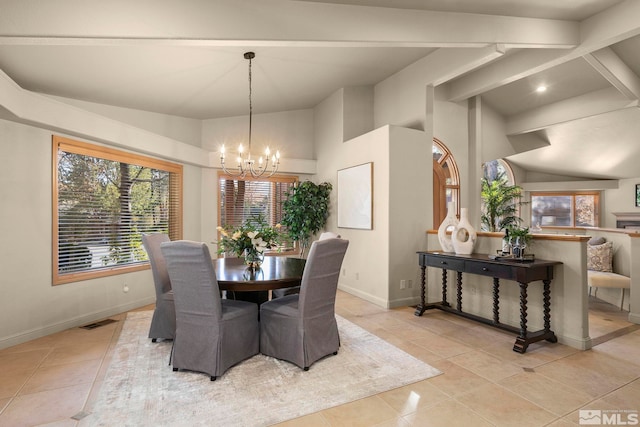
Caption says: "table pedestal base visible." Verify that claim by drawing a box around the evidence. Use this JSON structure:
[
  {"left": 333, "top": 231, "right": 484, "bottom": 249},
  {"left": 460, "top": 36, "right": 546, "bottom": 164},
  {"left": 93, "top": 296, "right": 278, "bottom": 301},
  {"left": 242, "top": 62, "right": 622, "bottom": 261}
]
[{"left": 228, "top": 290, "right": 269, "bottom": 305}]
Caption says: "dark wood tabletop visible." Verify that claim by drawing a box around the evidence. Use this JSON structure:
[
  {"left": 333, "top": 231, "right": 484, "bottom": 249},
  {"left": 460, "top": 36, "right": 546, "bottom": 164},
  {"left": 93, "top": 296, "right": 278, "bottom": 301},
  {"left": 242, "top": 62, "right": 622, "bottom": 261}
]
[{"left": 214, "top": 256, "right": 306, "bottom": 292}]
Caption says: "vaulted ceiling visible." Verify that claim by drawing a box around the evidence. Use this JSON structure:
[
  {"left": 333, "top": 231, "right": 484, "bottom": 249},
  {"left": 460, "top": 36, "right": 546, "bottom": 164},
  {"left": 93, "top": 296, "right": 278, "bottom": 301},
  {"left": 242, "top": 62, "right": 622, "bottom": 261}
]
[{"left": 1, "top": 0, "right": 639, "bottom": 180}]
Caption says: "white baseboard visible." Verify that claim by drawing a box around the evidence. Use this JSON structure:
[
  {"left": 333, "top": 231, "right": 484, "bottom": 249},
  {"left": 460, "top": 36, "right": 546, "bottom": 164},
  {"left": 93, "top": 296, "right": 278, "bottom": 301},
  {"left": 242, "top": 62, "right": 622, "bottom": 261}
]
[
  {"left": 0, "top": 296, "right": 155, "bottom": 350},
  {"left": 388, "top": 296, "right": 421, "bottom": 309},
  {"left": 341, "top": 284, "right": 593, "bottom": 350},
  {"left": 629, "top": 311, "right": 640, "bottom": 324},
  {"left": 337, "top": 284, "right": 388, "bottom": 308},
  {"left": 557, "top": 334, "right": 593, "bottom": 350}
]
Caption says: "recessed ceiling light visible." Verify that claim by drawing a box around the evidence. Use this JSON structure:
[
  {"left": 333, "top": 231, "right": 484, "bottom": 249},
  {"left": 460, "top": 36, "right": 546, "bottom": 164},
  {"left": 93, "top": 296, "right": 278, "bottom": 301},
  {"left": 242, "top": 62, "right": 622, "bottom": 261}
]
[{"left": 536, "top": 85, "right": 547, "bottom": 93}]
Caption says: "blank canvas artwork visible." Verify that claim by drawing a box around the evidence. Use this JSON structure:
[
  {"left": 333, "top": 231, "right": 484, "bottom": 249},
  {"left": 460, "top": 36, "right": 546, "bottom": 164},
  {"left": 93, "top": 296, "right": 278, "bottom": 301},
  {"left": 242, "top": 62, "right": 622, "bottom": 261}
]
[{"left": 337, "top": 163, "right": 373, "bottom": 229}]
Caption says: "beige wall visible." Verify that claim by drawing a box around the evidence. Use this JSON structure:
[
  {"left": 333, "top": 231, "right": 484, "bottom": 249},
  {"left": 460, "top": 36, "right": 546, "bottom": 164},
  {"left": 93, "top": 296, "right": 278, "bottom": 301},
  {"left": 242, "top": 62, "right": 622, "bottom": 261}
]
[
  {"left": 603, "top": 178, "right": 640, "bottom": 228},
  {"left": 0, "top": 119, "right": 203, "bottom": 348},
  {"left": 314, "top": 88, "right": 431, "bottom": 308},
  {"left": 314, "top": 122, "right": 430, "bottom": 308},
  {"left": 201, "top": 109, "right": 315, "bottom": 159},
  {"left": 2, "top": 36, "right": 637, "bottom": 350}
]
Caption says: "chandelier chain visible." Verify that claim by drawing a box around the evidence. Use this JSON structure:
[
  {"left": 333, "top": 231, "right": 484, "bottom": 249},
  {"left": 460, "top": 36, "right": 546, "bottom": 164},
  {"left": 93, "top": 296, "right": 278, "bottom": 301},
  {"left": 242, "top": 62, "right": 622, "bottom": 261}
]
[
  {"left": 248, "top": 52, "right": 252, "bottom": 154},
  {"left": 219, "top": 51, "right": 279, "bottom": 178}
]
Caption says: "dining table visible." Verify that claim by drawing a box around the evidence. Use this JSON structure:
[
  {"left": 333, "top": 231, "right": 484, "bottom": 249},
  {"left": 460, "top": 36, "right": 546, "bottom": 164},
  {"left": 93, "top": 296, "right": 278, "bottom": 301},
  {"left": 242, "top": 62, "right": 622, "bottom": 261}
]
[{"left": 215, "top": 255, "right": 306, "bottom": 304}]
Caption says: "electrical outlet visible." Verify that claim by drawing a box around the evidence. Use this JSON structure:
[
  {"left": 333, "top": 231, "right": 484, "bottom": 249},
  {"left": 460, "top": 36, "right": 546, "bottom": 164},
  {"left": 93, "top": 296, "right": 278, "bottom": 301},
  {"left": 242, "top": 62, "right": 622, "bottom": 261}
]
[
  {"left": 408, "top": 280, "right": 413, "bottom": 289},
  {"left": 123, "top": 283, "right": 130, "bottom": 293},
  {"left": 342, "top": 268, "right": 346, "bottom": 276},
  {"left": 355, "top": 272, "right": 359, "bottom": 280},
  {"left": 400, "top": 280, "right": 407, "bottom": 290}
]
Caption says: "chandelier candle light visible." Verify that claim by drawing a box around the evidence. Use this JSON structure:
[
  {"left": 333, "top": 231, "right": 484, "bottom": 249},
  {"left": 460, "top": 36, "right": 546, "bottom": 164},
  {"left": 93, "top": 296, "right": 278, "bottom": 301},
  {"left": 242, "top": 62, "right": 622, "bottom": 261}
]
[{"left": 220, "top": 52, "right": 280, "bottom": 178}]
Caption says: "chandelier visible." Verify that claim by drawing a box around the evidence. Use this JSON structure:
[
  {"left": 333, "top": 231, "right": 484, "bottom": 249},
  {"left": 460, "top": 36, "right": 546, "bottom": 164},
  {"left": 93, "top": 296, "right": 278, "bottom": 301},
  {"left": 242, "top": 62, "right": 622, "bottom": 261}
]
[{"left": 220, "top": 52, "right": 280, "bottom": 178}]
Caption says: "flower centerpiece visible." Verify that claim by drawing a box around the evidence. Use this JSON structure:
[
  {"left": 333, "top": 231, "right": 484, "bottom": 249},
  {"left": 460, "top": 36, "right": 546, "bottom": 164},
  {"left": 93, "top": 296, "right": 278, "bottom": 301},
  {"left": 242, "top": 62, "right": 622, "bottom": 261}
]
[{"left": 216, "top": 214, "right": 283, "bottom": 268}]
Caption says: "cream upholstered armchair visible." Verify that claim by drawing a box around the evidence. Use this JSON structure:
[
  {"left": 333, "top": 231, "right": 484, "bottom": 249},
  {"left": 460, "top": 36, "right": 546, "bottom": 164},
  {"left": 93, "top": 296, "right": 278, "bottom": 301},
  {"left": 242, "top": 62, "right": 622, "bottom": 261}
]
[
  {"left": 142, "top": 233, "right": 176, "bottom": 342},
  {"left": 260, "top": 237, "right": 348, "bottom": 370},
  {"left": 161, "top": 240, "right": 259, "bottom": 381},
  {"left": 586, "top": 238, "right": 631, "bottom": 310}
]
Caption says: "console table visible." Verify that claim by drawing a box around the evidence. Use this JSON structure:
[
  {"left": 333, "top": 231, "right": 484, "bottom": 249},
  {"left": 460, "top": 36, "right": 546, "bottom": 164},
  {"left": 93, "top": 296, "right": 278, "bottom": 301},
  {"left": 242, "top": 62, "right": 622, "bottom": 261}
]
[{"left": 416, "top": 251, "right": 562, "bottom": 353}]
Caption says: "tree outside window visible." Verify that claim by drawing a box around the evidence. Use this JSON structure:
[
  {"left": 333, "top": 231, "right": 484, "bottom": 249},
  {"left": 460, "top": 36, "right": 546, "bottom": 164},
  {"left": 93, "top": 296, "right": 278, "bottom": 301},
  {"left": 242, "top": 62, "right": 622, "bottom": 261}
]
[
  {"left": 218, "top": 173, "right": 297, "bottom": 254},
  {"left": 53, "top": 136, "right": 182, "bottom": 284},
  {"left": 530, "top": 192, "right": 599, "bottom": 228}
]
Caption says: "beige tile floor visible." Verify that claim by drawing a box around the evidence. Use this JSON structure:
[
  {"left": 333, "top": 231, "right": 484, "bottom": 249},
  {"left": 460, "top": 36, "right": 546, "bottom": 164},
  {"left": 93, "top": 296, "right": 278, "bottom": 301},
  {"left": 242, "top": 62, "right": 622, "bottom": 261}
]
[{"left": 0, "top": 291, "right": 638, "bottom": 426}]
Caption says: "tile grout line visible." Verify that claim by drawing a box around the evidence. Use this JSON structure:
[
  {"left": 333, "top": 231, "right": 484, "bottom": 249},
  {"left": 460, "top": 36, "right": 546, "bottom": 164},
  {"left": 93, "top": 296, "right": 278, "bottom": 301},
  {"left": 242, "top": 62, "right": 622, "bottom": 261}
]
[{"left": 78, "top": 317, "right": 126, "bottom": 419}]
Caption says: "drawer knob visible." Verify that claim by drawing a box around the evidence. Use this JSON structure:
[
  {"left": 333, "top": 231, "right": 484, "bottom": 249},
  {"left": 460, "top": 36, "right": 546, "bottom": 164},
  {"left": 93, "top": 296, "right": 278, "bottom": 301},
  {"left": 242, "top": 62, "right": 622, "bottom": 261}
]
[
  {"left": 441, "top": 261, "right": 447, "bottom": 265},
  {"left": 482, "top": 267, "right": 489, "bottom": 271}
]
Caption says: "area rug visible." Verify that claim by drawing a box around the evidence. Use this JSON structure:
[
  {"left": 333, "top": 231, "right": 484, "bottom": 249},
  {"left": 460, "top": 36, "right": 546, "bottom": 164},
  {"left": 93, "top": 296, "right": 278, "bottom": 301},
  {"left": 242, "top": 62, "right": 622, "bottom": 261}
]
[{"left": 81, "top": 311, "right": 441, "bottom": 427}]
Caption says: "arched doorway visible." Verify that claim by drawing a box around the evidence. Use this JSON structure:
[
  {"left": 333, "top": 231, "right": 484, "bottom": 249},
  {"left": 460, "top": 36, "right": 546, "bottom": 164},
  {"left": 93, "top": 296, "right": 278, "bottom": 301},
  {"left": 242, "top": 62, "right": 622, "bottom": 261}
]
[{"left": 433, "top": 139, "right": 460, "bottom": 228}]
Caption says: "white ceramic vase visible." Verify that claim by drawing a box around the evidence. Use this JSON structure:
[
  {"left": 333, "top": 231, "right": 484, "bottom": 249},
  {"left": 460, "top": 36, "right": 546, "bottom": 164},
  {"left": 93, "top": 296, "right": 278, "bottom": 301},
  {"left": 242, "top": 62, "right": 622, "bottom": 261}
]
[
  {"left": 437, "top": 202, "right": 458, "bottom": 253},
  {"left": 452, "top": 208, "right": 477, "bottom": 255}
]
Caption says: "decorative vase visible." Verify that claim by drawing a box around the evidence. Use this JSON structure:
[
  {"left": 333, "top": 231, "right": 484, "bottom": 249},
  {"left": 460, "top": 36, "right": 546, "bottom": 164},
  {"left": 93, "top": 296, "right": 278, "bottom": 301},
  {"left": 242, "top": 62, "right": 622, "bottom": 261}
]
[
  {"left": 437, "top": 202, "right": 459, "bottom": 253},
  {"left": 451, "top": 208, "right": 477, "bottom": 255},
  {"left": 501, "top": 234, "right": 511, "bottom": 255},
  {"left": 243, "top": 248, "right": 264, "bottom": 269},
  {"left": 512, "top": 236, "right": 526, "bottom": 259}
]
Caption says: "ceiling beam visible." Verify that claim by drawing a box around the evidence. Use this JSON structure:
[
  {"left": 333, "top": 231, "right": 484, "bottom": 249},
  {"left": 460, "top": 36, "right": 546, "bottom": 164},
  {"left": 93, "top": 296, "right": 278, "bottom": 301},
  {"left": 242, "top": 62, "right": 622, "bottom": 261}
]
[
  {"left": 447, "top": 49, "right": 569, "bottom": 102},
  {"left": 447, "top": 0, "right": 640, "bottom": 102},
  {"left": 583, "top": 47, "right": 640, "bottom": 101},
  {"left": 506, "top": 87, "right": 639, "bottom": 135},
  {"left": 427, "top": 46, "right": 506, "bottom": 87},
  {"left": 579, "top": 0, "right": 640, "bottom": 49},
  {"left": 0, "top": 0, "right": 578, "bottom": 48},
  {"left": 374, "top": 45, "right": 505, "bottom": 127}
]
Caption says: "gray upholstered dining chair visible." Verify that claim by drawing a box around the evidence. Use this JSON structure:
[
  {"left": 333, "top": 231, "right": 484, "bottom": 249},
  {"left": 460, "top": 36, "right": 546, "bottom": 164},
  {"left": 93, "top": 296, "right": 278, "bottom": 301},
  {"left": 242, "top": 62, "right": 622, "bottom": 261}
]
[
  {"left": 161, "top": 240, "right": 259, "bottom": 381},
  {"left": 260, "top": 237, "right": 349, "bottom": 370},
  {"left": 318, "top": 231, "right": 341, "bottom": 240},
  {"left": 142, "top": 233, "right": 176, "bottom": 342},
  {"left": 271, "top": 231, "right": 342, "bottom": 299}
]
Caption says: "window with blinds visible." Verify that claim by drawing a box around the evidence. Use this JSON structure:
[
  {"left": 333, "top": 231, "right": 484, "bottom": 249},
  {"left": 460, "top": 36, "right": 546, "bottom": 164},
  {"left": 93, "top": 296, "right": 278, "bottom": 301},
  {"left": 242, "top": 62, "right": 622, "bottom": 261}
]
[
  {"left": 218, "top": 172, "right": 297, "bottom": 253},
  {"left": 53, "top": 136, "right": 183, "bottom": 285}
]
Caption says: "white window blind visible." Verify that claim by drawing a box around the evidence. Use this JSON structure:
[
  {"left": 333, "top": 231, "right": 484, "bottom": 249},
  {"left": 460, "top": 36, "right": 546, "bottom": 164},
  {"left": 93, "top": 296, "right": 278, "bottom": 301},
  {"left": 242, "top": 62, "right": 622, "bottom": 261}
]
[
  {"left": 218, "top": 173, "right": 297, "bottom": 252},
  {"left": 53, "top": 136, "right": 182, "bottom": 284}
]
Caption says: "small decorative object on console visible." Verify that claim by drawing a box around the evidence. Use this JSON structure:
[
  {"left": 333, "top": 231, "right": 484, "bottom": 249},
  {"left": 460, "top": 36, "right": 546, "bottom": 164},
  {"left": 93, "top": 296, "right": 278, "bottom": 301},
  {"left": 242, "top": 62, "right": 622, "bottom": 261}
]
[
  {"left": 451, "top": 208, "right": 477, "bottom": 255},
  {"left": 505, "top": 226, "right": 533, "bottom": 260},
  {"left": 437, "top": 202, "right": 459, "bottom": 253}
]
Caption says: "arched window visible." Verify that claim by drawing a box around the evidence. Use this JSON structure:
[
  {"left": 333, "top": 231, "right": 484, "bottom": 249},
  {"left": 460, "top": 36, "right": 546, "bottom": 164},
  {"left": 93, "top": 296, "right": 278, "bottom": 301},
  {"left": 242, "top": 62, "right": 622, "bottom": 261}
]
[
  {"left": 483, "top": 158, "right": 515, "bottom": 185},
  {"left": 481, "top": 159, "right": 521, "bottom": 232},
  {"left": 433, "top": 139, "right": 460, "bottom": 228}
]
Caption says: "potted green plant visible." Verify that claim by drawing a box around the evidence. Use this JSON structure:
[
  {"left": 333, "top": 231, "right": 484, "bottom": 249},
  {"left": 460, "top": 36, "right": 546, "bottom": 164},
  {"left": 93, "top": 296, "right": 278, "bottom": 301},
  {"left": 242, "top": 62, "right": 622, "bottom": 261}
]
[
  {"left": 506, "top": 225, "right": 533, "bottom": 259},
  {"left": 281, "top": 181, "right": 332, "bottom": 257},
  {"left": 480, "top": 172, "right": 526, "bottom": 232}
]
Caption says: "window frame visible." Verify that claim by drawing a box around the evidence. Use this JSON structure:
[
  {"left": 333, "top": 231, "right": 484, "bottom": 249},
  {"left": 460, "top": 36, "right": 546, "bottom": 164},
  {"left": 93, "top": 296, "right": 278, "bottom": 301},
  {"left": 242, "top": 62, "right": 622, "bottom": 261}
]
[
  {"left": 52, "top": 135, "right": 183, "bottom": 285},
  {"left": 530, "top": 191, "right": 600, "bottom": 229},
  {"left": 217, "top": 172, "right": 299, "bottom": 256},
  {"left": 483, "top": 158, "right": 516, "bottom": 186},
  {"left": 432, "top": 138, "right": 460, "bottom": 228}
]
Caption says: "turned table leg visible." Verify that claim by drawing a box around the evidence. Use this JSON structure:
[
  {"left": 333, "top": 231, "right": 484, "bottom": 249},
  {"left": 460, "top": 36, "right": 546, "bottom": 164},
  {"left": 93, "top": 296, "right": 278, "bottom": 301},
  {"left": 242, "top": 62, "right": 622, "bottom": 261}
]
[
  {"left": 493, "top": 278, "right": 500, "bottom": 324},
  {"left": 414, "top": 265, "right": 427, "bottom": 316},
  {"left": 513, "top": 282, "right": 529, "bottom": 353},
  {"left": 456, "top": 271, "right": 462, "bottom": 312},
  {"left": 543, "top": 279, "right": 557, "bottom": 343},
  {"left": 441, "top": 269, "right": 449, "bottom": 307}
]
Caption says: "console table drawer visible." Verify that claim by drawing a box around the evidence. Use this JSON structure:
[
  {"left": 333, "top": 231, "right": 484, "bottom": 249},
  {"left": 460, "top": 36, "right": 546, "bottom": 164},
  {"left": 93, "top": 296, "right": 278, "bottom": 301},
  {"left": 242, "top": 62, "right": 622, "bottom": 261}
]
[
  {"left": 466, "top": 262, "right": 514, "bottom": 280},
  {"left": 422, "top": 255, "right": 464, "bottom": 271}
]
